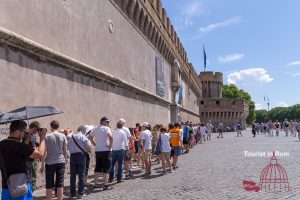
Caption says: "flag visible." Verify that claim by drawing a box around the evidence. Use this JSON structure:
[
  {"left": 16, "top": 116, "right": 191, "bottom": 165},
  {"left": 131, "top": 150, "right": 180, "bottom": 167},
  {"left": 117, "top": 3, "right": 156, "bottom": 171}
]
[
  {"left": 178, "top": 86, "right": 183, "bottom": 105},
  {"left": 203, "top": 45, "right": 207, "bottom": 71}
]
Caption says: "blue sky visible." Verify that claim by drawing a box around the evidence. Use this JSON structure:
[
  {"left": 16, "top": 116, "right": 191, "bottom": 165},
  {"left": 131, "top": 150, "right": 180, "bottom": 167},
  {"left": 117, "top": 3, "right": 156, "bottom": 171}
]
[{"left": 161, "top": 0, "right": 300, "bottom": 110}]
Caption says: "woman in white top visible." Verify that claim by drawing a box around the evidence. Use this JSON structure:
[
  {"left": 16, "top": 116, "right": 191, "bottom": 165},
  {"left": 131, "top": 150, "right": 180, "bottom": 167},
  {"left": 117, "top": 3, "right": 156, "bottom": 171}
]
[{"left": 158, "top": 127, "right": 173, "bottom": 174}]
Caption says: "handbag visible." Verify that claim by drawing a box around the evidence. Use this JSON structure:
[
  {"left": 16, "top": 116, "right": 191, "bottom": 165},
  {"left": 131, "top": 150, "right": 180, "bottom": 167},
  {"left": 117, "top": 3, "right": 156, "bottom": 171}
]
[
  {"left": 0, "top": 151, "right": 29, "bottom": 198},
  {"left": 154, "top": 134, "right": 162, "bottom": 156}
]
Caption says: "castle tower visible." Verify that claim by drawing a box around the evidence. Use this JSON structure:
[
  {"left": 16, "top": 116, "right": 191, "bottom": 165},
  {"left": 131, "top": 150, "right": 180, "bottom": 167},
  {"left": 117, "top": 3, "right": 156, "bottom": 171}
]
[{"left": 199, "top": 71, "right": 223, "bottom": 98}]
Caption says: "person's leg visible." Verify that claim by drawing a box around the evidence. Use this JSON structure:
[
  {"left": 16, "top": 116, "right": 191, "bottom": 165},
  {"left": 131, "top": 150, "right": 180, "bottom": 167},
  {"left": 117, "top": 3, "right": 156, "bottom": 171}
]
[
  {"left": 55, "top": 163, "right": 65, "bottom": 200},
  {"left": 109, "top": 151, "right": 117, "bottom": 181},
  {"left": 94, "top": 153, "right": 101, "bottom": 185},
  {"left": 117, "top": 150, "right": 125, "bottom": 181},
  {"left": 45, "top": 164, "right": 55, "bottom": 200},
  {"left": 70, "top": 155, "right": 77, "bottom": 197},
  {"left": 103, "top": 151, "right": 112, "bottom": 190},
  {"left": 84, "top": 154, "right": 90, "bottom": 185},
  {"left": 78, "top": 155, "right": 86, "bottom": 196},
  {"left": 165, "top": 153, "right": 172, "bottom": 171}
]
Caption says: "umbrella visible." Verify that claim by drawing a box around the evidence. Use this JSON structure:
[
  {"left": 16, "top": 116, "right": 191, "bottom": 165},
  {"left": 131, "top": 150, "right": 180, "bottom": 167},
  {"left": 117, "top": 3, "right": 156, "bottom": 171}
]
[{"left": 0, "top": 106, "right": 63, "bottom": 124}]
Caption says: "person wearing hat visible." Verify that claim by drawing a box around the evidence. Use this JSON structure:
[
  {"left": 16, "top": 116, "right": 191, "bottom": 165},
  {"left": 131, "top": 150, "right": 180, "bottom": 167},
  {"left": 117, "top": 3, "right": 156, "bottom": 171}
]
[
  {"left": 67, "top": 126, "right": 92, "bottom": 198},
  {"left": 118, "top": 118, "right": 134, "bottom": 178},
  {"left": 89, "top": 116, "right": 113, "bottom": 190},
  {"left": 141, "top": 122, "right": 152, "bottom": 176}
]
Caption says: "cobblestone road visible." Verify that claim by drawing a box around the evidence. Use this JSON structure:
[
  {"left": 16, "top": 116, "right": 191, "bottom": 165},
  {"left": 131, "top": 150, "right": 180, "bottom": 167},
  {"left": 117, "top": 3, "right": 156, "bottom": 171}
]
[{"left": 34, "top": 131, "right": 300, "bottom": 199}]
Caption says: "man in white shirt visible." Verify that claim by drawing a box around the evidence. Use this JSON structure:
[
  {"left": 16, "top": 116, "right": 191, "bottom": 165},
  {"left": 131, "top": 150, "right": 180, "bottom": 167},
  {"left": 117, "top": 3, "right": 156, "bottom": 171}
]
[
  {"left": 89, "top": 116, "right": 113, "bottom": 190},
  {"left": 206, "top": 120, "right": 213, "bottom": 140},
  {"left": 109, "top": 121, "right": 127, "bottom": 183},
  {"left": 141, "top": 122, "right": 152, "bottom": 176},
  {"left": 118, "top": 118, "right": 134, "bottom": 178}
]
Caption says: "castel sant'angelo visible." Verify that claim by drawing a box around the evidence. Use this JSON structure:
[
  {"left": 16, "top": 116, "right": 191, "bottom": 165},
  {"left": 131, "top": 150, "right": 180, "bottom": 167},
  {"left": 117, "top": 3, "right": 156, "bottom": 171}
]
[{"left": 0, "top": 0, "right": 248, "bottom": 128}]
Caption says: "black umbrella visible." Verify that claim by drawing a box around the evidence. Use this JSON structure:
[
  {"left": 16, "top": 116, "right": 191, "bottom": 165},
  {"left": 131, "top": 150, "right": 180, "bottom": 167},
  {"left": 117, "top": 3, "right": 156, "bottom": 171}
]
[{"left": 0, "top": 106, "right": 63, "bottom": 124}]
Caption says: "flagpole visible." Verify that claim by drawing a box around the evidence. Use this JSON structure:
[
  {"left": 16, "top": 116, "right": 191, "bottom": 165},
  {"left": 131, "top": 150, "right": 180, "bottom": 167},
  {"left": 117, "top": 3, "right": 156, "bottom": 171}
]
[{"left": 203, "top": 44, "right": 207, "bottom": 72}]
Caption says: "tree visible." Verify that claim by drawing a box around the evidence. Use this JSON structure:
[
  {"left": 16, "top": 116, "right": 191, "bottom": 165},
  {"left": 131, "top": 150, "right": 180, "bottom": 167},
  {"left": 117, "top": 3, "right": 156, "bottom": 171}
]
[
  {"left": 263, "top": 104, "right": 300, "bottom": 122},
  {"left": 255, "top": 109, "right": 269, "bottom": 123},
  {"left": 222, "top": 84, "right": 256, "bottom": 124}
]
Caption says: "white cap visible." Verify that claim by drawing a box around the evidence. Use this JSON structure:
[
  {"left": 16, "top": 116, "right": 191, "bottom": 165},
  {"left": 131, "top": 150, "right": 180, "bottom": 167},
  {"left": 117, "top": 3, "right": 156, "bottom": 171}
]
[
  {"left": 142, "top": 122, "right": 149, "bottom": 127},
  {"left": 84, "top": 125, "right": 95, "bottom": 135},
  {"left": 118, "top": 118, "right": 126, "bottom": 125}
]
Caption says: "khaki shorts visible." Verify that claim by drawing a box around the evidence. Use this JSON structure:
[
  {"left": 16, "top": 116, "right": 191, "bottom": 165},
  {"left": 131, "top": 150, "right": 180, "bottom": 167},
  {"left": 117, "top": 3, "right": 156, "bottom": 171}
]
[
  {"left": 142, "top": 149, "right": 151, "bottom": 161},
  {"left": 159, "top": 152, "right": 170, "bottom": 160}
]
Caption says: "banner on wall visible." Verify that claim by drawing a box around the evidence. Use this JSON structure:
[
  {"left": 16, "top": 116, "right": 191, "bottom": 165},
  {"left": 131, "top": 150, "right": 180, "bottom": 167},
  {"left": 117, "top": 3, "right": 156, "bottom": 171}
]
[{"left": 155, "top": 56, "right": 164, "bottom": 97}]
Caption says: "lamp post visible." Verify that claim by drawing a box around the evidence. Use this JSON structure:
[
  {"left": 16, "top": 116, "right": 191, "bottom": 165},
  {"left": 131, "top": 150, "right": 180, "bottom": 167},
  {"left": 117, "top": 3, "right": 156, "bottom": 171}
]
[{"left": 264, "top": 96, "right": 270, "bottom": 111}]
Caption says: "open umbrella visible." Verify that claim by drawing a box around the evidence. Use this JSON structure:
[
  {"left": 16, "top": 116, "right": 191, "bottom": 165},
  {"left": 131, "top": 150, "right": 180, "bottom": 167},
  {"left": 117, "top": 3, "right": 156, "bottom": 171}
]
[{"left": 0, "top": 106, "right": 63, "bottom": 124}]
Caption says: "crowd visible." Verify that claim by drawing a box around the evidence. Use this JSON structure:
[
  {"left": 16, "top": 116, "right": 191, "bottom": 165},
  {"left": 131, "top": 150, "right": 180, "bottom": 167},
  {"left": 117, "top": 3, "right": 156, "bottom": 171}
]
[
  {"left": 0, "top": 117, "right": 219, "bottom": 200},
  {"left": 248, "top": 119, "right": 300, "bottom": 139}
]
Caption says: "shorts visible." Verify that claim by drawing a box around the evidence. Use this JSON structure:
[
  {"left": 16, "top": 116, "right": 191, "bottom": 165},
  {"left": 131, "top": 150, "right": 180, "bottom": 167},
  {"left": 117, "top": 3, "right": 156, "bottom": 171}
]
[
  {"left": 45, "top": 163, "right": 65, "bottom": 189},
  {"left": 1, "top": 183, "right": 33, "bottom": 200},
  {"left": 183, "top": 137, "right": 189, "bottom": 145},
  {"left": 134, "top": 141, "right": 141, "bottom": 153},
  {"left": 172, "top": 147, "right": 181, "bottom": 156},
  {"left": 142, "top": 149, "right": 151, "bottom": 161},
  {"left": 94, "top": 151, "right": 111, "bottom": 174},
  {"left": 124, "top": 150, "right": 131, "bottom": 161},
  {"left": 159, "top": 152, "right": 171, "bottom": 160}
]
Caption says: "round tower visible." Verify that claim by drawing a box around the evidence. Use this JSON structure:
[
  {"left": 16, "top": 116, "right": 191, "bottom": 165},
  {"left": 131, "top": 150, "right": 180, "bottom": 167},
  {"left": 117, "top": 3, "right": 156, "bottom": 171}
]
[{"left": 199, "top": 71, "right": 223, "bottom": 98}]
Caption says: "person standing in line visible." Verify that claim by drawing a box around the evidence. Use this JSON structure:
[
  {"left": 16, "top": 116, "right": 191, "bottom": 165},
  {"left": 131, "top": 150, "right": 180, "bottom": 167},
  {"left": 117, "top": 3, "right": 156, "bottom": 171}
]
[
  {"left": 199, "top": 123, "right": 207, "bottom": 144},
  {"left": 89, "top": 116, "right": 113, "bottom": 190},
  {"left": 40, "top": 120, "right": 67, "bottom": 200},
  {"left": 141, "top": 122, "right": 152, "bottom": 176},
  {"left": 118, "top": 119, "right": 134, "bottom": 178},
  {"left": 109, "top": 120, "right": 127, "bottom": 183},
  {"left": 169, "top": 122, "right": 182, "bottom": 170},
  {"left": 236, "top": 123, "right": 243, "bottom": 137},
  {"left": 268, "top": 120, "right": 274, "bottom": 137},
  {"left": 0, "top": 120, "right": 46, "bottom": 200},
  {"left": 158, "top": 127, "right": 173, "bottom": 174},
  {"left": 83, "top": 125, "right": 94, "bottom": 186},
  {"left": 206, "top": 120, "right": 213, "bottom": 140},
  {"left": 182, "top": 122, "right": 190, "bottom": 153},
  {"left": 22, "top": 121, "right": 42, "bottom": 192},
  {"left": 67, "top": 126, "right": 92, "bottom": 198},
  {"left": 296, "top": 120, "right": 300, "bottom": 141}
]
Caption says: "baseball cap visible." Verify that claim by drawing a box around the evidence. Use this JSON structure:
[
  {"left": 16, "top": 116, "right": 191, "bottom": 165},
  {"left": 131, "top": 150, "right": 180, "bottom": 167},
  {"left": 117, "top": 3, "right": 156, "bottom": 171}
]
[
  {"left": 142, "top": 122, "right": 149, "bottom": 127},
  {"left": 118, "top": 118, "right": 126, "bottom": 125},
  {"left": 100, "top": 116, "right": 110, "bottom": 122}
]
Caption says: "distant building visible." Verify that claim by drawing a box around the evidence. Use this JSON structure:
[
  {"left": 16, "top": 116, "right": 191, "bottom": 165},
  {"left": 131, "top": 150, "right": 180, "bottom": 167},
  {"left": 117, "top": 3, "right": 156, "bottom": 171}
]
[{"left": 199, "top": 72, "right": 249, "bottom": 129}]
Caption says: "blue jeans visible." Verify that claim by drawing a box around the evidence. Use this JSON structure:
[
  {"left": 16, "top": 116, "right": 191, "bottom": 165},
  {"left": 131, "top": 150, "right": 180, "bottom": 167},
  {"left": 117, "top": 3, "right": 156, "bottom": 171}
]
[
  {"left": 70, "top": 153, "right": 86, "bottom": 196},
  {"left": 109, "top": 149, "right": 124, "bottom": 181},
  {"left": 1, "top": 183, "right": 33, "bottom": 200}
]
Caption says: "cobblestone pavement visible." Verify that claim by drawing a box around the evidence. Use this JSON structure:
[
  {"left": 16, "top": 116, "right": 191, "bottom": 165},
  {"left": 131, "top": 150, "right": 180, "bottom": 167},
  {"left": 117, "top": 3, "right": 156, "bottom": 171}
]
[{"left": 34, "top": 131, "right": 300, "bottom": 200}]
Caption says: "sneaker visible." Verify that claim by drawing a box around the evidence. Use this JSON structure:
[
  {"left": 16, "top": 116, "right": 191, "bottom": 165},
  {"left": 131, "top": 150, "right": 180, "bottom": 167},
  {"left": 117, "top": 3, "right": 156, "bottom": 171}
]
[
  {"left": 103, "top": 185, "right": 113, "bottom": 191},
  {"left": 93, "top": 184, "right": 101, "bottom": 189},
  {"left": 117, "top": 179, "right": 122, "bottom": 183},
  {"left": 78, "top": 193, "right": 87, "bottom": 199},
  {"left": 161, "top": 171, "right": 167, "bottom": 175},
  {"left": 169, "top": 170, "right": 174, "bottom": 173},
  {"left": 143, "top": 172, "right": 150, "bottom": 177},
  {"left": 130, "top": 166, "right": 137, "bottom": 169}
]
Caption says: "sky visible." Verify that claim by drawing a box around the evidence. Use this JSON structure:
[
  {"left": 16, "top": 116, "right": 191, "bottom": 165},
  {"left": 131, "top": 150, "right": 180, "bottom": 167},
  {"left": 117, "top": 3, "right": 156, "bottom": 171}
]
[{"left": 161, "top": 0, "right": 300, "bottom": 110}]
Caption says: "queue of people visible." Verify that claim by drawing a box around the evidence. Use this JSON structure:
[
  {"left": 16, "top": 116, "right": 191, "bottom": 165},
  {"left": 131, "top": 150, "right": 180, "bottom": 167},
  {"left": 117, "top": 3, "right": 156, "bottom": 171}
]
[{"left": 0, "top": 117, "right": 216, "bottom": 200}]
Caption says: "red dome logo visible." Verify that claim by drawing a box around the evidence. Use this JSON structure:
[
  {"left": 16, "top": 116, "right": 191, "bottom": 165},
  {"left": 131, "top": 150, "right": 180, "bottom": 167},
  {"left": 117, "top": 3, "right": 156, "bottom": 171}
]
[{"left": 243, "top": 150, "right": 291, "bottom": 192}]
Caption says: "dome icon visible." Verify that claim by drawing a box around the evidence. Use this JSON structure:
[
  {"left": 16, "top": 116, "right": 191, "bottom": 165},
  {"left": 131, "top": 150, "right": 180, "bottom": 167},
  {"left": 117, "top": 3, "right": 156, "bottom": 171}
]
[{"left": 259, "top": 151, "right": 290, "bottom": 191}]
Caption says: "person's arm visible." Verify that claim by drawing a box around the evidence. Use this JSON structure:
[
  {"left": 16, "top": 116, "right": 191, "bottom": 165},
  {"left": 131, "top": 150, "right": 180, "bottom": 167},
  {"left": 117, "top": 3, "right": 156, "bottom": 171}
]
[
  {"left": 107, "top": 131, "right": 113, "bottom": 149},
  {"left": 29, "top": 129, "right": 46, "bottom": 160}
]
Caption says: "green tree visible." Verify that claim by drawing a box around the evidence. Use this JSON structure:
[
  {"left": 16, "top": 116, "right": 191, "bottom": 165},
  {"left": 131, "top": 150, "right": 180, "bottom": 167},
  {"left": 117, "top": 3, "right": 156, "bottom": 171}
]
[
  {"left": 255, "top": 109, "right": 269, "bottom": 123},
  {"left": 222, "top": 84, "right": 256, "bottom": 124}
]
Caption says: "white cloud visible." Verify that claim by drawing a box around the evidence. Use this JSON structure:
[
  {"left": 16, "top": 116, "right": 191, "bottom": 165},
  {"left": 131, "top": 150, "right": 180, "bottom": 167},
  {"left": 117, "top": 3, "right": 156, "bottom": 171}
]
[
  {"left": 227, "top": 68, "right": 273, "bottom": 90},
  {"left": 292, "top": 73, "right": 300, "bottom": 77},
  {"left": 199, "top": 17, "right": 242, "bottom": 33},
  {"left": 182, "top": 2, "right": 203, "bottom": 27},
  {"left": 255, "top": 103, "right": 263, "bottom": 110},
  {"left": 276, "top": 102, "right": 289, "bottom": 107},
  {"left": 218, "top": 53, "right": 245, "bottom": 63},
  {"left": 287, "top": 61, "right": 300, "bottom": 66}
]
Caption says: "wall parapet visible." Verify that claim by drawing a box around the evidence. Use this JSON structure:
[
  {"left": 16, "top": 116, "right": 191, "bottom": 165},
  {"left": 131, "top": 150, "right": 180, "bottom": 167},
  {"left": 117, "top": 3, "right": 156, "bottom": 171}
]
[{"left": 110, "top": 0, "right": 202, "bottom": 97}]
